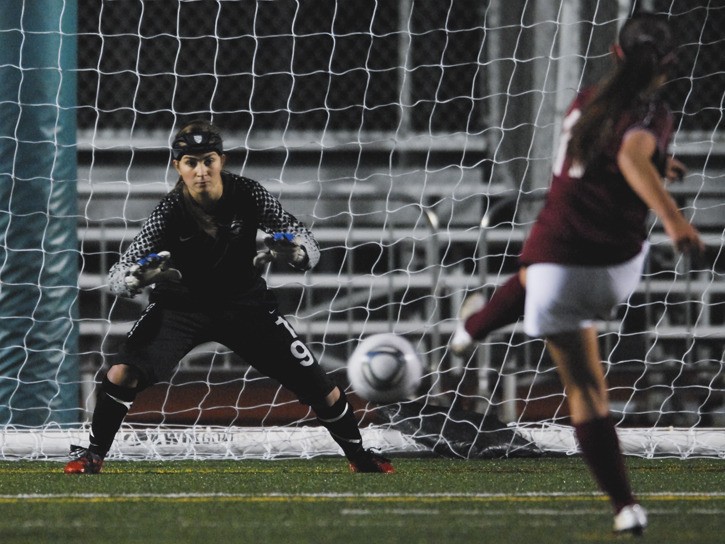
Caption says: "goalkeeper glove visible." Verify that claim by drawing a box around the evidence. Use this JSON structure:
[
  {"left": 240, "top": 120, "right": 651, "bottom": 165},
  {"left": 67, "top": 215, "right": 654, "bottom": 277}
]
[
  {"left": 124, "top": 251, "right": 182, "bottom": 295},
  {"left": 253, "top": 232, "right": 309, "bottom": 271}
]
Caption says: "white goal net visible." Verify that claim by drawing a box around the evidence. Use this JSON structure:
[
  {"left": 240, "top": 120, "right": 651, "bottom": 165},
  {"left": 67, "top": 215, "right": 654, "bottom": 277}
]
[{"left": 1, "top": 0, "right": 723, "bottom": 460}]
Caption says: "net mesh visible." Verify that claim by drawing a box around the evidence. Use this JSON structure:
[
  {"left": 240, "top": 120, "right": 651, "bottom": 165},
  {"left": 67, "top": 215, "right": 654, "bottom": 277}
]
[{"left": 1, "top": 0, "right": 724, "bottom": 459}]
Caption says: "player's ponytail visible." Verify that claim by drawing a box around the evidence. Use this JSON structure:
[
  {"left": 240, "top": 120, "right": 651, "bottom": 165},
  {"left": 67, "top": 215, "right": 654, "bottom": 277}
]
[{"left": 567, "top": 12, "right": 674, "bottom": 168}]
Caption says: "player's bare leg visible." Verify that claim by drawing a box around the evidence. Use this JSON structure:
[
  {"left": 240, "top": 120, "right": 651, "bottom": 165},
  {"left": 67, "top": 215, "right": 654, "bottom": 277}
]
[
  {"left": 546, "top": 327, "right": 646, "bottom": 535},
  {"left": 546, "top": 328, "right": 609, "bottom": 422}
]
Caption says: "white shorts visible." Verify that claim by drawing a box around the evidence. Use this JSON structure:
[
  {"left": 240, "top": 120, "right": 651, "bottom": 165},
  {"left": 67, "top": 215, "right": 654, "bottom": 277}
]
[{"left": 523, "top": 243, "right": 649, "bottom": 337}]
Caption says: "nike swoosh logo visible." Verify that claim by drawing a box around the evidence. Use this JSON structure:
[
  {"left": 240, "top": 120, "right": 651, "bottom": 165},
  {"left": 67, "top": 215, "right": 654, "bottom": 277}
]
[{"left": 179, "top": 235, "right": 194, "bottom": 242}]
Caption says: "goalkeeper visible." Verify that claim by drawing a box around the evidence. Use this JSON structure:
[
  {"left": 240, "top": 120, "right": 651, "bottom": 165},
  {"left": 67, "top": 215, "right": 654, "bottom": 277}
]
[
  {"left": 64, "top": 120, "right": 393, "bottom": 475},
  {"left": 450, "top": 12, "right": 703, "bottom": 535}
]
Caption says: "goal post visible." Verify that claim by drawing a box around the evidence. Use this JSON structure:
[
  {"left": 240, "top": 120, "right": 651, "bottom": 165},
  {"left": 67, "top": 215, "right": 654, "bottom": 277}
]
[
  {"left": 0, "top": 0, "right": 80, "bottom": 427},
  {"left": 1, "top": 0, "right": 724, "bottom": 460}
]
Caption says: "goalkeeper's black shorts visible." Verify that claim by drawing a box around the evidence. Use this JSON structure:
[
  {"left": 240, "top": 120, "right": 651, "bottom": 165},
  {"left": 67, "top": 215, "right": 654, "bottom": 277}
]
[{"left": 111, "top": 302, "right": 336, "bottom": 405}]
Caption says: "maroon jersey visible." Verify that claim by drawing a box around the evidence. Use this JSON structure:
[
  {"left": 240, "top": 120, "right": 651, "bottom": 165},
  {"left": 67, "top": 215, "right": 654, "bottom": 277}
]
[{"left": 520, "top": 87, "right": 673, "bottom": 266}]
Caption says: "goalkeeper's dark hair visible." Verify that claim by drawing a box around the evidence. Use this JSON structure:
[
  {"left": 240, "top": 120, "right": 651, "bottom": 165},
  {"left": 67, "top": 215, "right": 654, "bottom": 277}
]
[{"left": 567, "top": 12, "right": 675, "bottom": 168}]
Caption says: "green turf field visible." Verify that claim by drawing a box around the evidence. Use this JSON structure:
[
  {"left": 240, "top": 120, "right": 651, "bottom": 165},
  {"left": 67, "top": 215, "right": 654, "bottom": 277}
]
[{"left": 1, "top": 457, "right": 723, "bottom": 543}]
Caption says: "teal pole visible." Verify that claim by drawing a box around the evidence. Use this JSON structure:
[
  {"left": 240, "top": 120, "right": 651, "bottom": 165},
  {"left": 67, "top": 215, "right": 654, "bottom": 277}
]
[{"left": 0, "top": 1, "right": 80, "bottom": 426}]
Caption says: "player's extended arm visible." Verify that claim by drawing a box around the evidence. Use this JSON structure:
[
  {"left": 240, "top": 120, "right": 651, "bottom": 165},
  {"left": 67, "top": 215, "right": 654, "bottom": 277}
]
[
  {"left": 107, "top": 201, "right": 181, "bottom": 297},
  {"left": 617, "top": 129, "right": 704, "bottom": 255}
]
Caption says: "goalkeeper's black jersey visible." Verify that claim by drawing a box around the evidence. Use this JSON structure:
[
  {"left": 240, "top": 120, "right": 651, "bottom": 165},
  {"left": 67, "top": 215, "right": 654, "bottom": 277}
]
[{"left": 108, "top": 171, "right": 319, "bottom": 309}]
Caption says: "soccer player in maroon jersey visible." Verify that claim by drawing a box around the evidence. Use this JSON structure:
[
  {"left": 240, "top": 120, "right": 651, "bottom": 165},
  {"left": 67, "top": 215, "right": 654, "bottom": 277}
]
[
  {"left": 64, "top": 120, "right": 394, "bottom": 475},
  {"left": 451, "top": 12, "right": 703, "bottom": 535}
]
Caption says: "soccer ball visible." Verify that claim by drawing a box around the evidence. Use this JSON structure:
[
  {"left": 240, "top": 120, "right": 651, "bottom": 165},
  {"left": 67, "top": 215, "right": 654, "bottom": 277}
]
[{"left": 347, "top": 333, "right": 423, "bottom": 403}]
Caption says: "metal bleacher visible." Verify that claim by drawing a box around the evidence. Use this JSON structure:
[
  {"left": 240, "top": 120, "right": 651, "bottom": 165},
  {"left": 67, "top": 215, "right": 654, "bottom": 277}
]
[{"left": 75, "top": 144, "right": 725, "bottom": 425}]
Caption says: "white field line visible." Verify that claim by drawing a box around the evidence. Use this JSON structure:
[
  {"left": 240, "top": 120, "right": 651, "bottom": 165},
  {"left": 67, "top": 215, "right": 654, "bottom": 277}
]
[
  {"left": 342, "top": 507, "right": 720, "bottom": 516},
  {"left": 2, "top": 491, "right": 725, "bottom": 501}
]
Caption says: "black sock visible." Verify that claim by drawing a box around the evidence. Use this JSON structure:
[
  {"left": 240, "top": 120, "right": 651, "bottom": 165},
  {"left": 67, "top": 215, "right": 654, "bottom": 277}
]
[
  {"left": 88, "top": 377, "right": 138, "bottom": 457},
  {"left": 313, "top": 390, "right": 363, "bottom": 460}
]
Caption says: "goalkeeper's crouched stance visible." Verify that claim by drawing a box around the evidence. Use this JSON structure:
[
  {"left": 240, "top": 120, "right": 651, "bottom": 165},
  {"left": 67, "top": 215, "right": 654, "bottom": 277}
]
[{"left": 65, "top": 120, "right": 393, "bottom": 475}]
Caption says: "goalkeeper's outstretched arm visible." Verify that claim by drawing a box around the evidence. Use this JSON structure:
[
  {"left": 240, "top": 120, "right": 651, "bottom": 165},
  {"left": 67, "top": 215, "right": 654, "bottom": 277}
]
[
  {"left": 108, "top": 204, "right": 179, "bottom": 297},
  {"left": 251, "top": 180, "right": 320, "bottom": 270}
]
